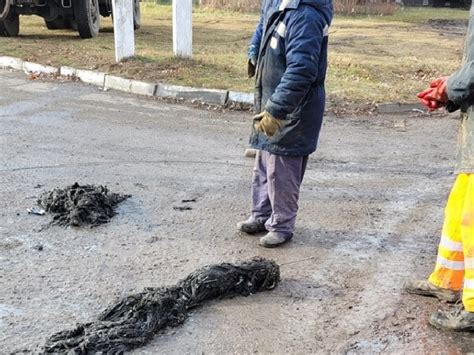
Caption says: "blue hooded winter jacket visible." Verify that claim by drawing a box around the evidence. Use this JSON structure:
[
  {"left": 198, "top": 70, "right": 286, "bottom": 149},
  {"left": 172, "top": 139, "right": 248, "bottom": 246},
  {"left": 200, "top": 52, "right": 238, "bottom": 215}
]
[
  {"left": 248, "top": 0, "right": 280, "bottom": 62},
  {"left": 249, "top": 0, "right": 333, "bottom": 156}
]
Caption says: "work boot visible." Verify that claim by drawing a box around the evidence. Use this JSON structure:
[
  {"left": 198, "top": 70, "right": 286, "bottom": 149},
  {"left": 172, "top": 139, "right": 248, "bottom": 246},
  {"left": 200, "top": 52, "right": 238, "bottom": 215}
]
[
  {"left": 429, "top": 306, "right": 474, "bottom": 331},
  {"left": 244, "top": 148, "right": 257, "bottom": 158},
  {"left": 404, "top": 280, "right": 460, "bottom": 303},
  {"left": 259, "top": 231, "right": 292, "bottom": 248},
  {"left": 237, "top": 217, "right": 267, "bottom": 234}
]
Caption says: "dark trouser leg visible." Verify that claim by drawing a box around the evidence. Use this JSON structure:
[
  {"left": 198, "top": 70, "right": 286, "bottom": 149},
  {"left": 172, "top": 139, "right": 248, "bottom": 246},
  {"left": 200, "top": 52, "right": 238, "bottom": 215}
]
[
  {"left": 251, "top": 150, "right": 272, "bottom": 221},
  {"left": 264, "top": 153, "right": 308, "bottom": 235}
]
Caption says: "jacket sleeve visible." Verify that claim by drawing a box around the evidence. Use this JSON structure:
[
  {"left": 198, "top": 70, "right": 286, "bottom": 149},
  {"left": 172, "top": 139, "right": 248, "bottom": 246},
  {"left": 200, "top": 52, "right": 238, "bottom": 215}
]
[
  {"left": 248, "top": 3, "right": 265, "bottom": 61},
  {"left": 447, "top": 60, "right": 474, "bottom": 107},
  {"left": 264, "top": 11, "right": 325, "bottom": 119}
]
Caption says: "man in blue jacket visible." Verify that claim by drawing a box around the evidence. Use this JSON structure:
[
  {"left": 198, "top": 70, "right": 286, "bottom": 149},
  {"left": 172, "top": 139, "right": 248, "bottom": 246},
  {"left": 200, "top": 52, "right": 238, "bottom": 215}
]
[
  {"left": 238, "top": 0, "right": 333, "bottom": 248},
  {"left": 247, "top": 0, "right": 280, "bottom": 78}
]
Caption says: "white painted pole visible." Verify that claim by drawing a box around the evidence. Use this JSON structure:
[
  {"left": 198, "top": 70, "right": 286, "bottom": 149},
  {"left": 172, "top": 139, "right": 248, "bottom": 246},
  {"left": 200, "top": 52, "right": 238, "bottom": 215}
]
[
  {"left": 173, "top": 0, "right": 193, "bottom": 58},
  {"left": 112, "top": 0, "right": 135, "bottom": 62}
]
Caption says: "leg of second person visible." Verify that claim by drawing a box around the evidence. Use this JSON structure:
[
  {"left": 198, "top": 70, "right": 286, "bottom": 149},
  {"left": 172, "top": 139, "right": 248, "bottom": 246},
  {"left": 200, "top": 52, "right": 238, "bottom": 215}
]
[
  {"left": 428, "top": 174, "right": 470, "bottom": 292},
  {"left": 237, "top": 150, "right": 272, "bottom": 234},
  {"left": 405, "top": 175, "right": 467, "bottom": 302},
  {"left": 264, "top": 154, "right": 308, "bottom": 238},
  {"left": 428, "top": 174, "right": 474, "bottom": 331},
  {"left": 462, "top": 174, "right": 474, "bottom": 312},
  {"left": 251, "top": 150, "right": 272, "bottom": 221}
]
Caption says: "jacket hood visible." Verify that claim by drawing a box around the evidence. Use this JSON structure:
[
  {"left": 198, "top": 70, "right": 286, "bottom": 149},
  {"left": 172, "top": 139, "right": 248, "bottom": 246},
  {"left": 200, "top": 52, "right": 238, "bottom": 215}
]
[
  {"left": 280, "top": 0, "right": 332, "bottom": 10},
  {"left": 279, "top": 0, "right": 333, "bottom": 22}
]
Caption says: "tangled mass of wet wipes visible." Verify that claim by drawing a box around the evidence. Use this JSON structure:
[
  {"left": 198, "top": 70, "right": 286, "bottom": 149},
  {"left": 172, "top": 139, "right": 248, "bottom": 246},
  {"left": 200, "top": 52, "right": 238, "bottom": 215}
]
[
  {"left": 38, "top": 183, "right": 130, "bottom": 227},
  {"left": 43, "top": 258, "right": 281, "bottom": 354}
]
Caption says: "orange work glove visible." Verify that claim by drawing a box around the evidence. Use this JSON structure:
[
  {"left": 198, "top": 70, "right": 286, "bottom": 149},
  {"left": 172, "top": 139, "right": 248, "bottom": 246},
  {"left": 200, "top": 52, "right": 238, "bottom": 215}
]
[{"left": 417, "top": 76, "right": 449, "bottom": 111}]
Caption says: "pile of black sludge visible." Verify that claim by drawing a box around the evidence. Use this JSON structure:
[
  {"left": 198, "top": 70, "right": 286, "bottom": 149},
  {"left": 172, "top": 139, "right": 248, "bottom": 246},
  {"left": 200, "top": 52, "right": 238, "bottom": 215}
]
[
  {"left": 43, "top": 257, "right": 280, "bottom": 354},
  {"left": 38, "top": 183, "right": 130, "bottom": 227}
]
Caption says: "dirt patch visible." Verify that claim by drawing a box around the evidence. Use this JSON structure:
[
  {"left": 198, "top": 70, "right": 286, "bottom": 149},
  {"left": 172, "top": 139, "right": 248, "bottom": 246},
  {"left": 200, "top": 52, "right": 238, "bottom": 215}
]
[
  {"left": 42, "top": 258, "right": 280, "bottom": 354},
  {"left": 0, "top": 239, "right": 23, "bottom": 251},
  {"left": 38, "top": 183, "right": 130, "bottom": 227},
  {"left": 427, "top": 19, "right": 468, "bottom": 36}
]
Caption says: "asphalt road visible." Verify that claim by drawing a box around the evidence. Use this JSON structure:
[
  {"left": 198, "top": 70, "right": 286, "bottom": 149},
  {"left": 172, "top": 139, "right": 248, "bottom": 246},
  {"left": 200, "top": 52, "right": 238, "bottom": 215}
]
[{"left": 1, "top": 69, "right": 473, "bottom": 353}]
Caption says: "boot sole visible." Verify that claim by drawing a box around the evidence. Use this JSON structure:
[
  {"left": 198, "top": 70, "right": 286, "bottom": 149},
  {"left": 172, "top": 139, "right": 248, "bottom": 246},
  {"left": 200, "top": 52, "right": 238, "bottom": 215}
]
[
  {"left": 259, "top": 238, "right": 292, "bottom": 248},
  {"left": 429, "top": 318, "right": 474, "bottom": 332},
  {"left": 259, "top": 242, "right": 283, "bottom": 248},
  {"left": 238, "top": 228, "right": 267, "bottom": 235},
  {"left": 237, "top": 223, "right": 267, "bottom": 234},
  {"left": 405, "top": 288, "right": 460, "bottom": 303}
]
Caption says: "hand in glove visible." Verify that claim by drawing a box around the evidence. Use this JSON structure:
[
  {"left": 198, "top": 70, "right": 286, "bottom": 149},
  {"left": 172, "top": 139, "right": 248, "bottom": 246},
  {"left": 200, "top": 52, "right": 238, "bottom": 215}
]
[
  {"left": 247, "top": 45, "right": 258, "bottom": 78},
  {"left": 248, "top": 58, "right": 256, "bottom": 78},
  {"left": 253, "top": 111, "right": 282, "bottom": 137},
  {"left": 417, "top": 88, "right": 443, "bottom": 111},
  {"left": 417, "top": 76, "right": 449, "bottom": 111}
]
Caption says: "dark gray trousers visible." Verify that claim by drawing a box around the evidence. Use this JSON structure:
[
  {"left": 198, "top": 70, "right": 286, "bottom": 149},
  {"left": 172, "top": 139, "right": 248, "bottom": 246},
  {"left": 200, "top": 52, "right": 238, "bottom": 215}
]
[{"left": 251, "top": 150, "right": 308, "bottom": 235}]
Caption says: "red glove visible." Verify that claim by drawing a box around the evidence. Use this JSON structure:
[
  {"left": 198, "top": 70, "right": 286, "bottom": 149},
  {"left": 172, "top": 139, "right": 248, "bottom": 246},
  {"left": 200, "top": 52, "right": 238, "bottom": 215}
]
[
  {"left": 427, "top": 76, "right": 449, "bottom": 103},
  {"left": 417, "top": 76, "right": 449, "bottom": 111},
  {"left": 417, "top": 88, "right": 442, "bottom": 111}
]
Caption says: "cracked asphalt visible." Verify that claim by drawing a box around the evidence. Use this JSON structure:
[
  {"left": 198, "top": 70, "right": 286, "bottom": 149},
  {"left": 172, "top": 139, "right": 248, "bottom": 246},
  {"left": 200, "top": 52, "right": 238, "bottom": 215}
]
[{"left": 1, "top": 69, "right": 473, "bottom": 353}]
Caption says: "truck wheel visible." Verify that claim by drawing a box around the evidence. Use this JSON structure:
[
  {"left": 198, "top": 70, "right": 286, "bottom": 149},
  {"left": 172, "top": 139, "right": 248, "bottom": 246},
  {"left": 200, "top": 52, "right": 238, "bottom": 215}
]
[
  {"left": 0, "top": 12, "right": 19, "bottom": 37},
  {"left": 133, "top": 0, "right": 140, "bottom": 30},
  {"left": 74, "top": 0, "right": 100, "bottom": 38}
]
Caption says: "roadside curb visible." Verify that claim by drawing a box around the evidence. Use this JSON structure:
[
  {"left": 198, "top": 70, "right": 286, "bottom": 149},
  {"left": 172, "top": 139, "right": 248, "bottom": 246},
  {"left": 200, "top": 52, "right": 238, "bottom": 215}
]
[
  {"left": 0, "top": 55, "right": 253, "bottom": 108},
  {"left": 155, "top": 83, "right": 228, "bottom": 106},
  {"left": 228, "top": 91, "right": 254, "bottom": 105},
  {"left": 0, "top": 56, "right": 425, "bottom": 114},
  {"left": 23, "top": 61, "right": 59, "bottom": 76},
  {"left": 0, "top": 56, "right": 24, "bottom": 71},
  {"left": 60, "top": 66, "right": 107, "bottom": 87}
]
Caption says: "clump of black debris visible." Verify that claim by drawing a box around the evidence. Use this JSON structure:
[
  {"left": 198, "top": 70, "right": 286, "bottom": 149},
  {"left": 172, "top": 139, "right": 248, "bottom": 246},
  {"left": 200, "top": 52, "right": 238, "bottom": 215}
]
[
  {"left": 38, "top": 183, "right": 130, "bottom": 227},
  {"left": 43, "top": 257, "right": 280, "bottom": 354}
]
